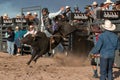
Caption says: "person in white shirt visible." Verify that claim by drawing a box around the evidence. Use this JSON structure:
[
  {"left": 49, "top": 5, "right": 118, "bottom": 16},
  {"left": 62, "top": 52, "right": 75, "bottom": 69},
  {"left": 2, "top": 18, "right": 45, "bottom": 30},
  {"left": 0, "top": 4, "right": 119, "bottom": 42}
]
[
  {"left": 24, "top": 25, "right": 37, "bottom": 37},
  {"left": 41, "top": 7, "right": 64, "bottom": 37}
]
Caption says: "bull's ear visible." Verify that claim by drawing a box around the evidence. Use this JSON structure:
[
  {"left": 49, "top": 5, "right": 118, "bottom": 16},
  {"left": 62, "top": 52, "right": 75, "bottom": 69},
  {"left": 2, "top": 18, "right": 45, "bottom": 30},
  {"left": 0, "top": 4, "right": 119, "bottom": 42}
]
[{"left": 32, "top": 34, "right": 35, "bottom": 37}]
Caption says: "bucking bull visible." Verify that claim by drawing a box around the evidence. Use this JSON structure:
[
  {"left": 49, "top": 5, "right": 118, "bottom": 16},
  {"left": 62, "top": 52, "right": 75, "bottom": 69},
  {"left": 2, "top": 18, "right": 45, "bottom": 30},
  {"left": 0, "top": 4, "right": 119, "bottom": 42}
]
[
  {"left": 21, "top": 15, "right": 98, "bottom": 65},
  {"left": 21, "top": 20, "right": 78, "bottom": 65}
]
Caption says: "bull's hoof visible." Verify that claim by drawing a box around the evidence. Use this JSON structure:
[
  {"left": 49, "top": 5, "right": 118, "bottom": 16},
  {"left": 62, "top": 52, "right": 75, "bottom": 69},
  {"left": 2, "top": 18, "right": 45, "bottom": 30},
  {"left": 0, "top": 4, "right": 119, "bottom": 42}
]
[
  {"left": 26, "top": 62, "right": 30, "bottom": 65},
  {"left": 33, "top": 59, "right": 37, "bottom": 63}
]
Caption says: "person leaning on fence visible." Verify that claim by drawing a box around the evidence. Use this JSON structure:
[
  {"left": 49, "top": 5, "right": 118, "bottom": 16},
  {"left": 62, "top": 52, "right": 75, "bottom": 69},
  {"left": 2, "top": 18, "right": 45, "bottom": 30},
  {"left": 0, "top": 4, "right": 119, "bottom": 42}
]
[
  {"left": 24, "top": 25, "right": 37, "bottom": 37},
  {"left": 89, "top": 20, "right": 120, "bottom": 80},
  {"left": 90, "top": 1, "right": 100, "bottom": 20},
  {"left": 62, "top": 6, "right": 72, "bottom": 22},
  {"left": 25, "top": 12, "right": 34, "bottom": 25},
  {"left": 102, "top": 0, "right": 114, "bottom": 10},
  {"left": 5, "top": 27, "right": 15, "bottom": 55},
  {"left": 33, "top": 12, "right": 39, "bottom": 25},
  {"left": 90, "top": 25, "right": 102, "bottom": 78},
  {"left": 14, "top": 26, "right": 22, "bottom": 56}
]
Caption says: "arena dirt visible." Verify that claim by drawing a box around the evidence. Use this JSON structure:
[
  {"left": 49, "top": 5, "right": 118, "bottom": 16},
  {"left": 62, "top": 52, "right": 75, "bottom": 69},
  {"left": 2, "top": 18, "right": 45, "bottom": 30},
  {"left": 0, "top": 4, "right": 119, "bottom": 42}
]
[{"left": 0, "top": 52, "right": 120, "bottom": 80}]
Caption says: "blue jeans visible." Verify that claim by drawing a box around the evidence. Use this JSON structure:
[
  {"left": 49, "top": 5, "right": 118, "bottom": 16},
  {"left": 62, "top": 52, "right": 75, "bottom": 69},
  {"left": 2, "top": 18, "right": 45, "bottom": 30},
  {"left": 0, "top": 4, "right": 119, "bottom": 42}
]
[
  {"left": 7, "top": 41, "right": 14, "bottom": 55},
  {"left": 100, "top": 57, "right": 114, "bottom": 80}
]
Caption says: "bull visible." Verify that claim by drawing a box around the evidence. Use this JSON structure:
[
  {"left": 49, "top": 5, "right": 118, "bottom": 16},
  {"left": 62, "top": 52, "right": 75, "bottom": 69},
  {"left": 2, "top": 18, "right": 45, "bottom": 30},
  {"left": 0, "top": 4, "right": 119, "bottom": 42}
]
[{"left": 21, "top": 15, "right": 91, "bottom": 65}]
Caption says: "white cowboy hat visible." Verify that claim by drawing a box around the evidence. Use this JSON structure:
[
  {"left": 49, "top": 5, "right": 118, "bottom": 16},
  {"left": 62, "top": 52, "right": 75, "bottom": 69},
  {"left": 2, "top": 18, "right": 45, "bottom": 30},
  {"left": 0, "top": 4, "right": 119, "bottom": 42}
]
[
  {"left": 27, "top": 12, "right": 31, "bottom": 15},
  {"left": 3, "top": 13, "right": 8, "bottom": 17},
  {"left": 104, "top": 0, "right": 113, "bottom": 4},
  {"left": 30, "top": 25, "right": 34, "bottom": 28},
  {"left": 65, "top": 6, "right": 70, "bottom": 9},
  {"left": 15, "top": 26, "right": 19, "bottom": 30},
  {"left": 34, "top": 12, "right": 37, "bottom": 15},
  {"left": 92, "top": 1, "right": 98, "bottom": 5},
  {"left": 102, "top": 20, "right": 116, "bottom": 31}
]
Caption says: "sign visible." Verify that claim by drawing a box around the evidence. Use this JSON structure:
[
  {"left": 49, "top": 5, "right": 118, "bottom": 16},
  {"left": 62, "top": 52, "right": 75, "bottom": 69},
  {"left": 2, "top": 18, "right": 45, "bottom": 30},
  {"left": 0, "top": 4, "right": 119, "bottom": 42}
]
[
  {"left": 69, "top": 13, "right": 88, "bottom": 20},
  {"left": 97, "top": 10, "right": 120, "bottom": 20},
  {"left": 3, "top": 19, "right": 13, "bottom": 24},
  {"left": 14, "top": 18, "right": 27, "bottom": 23}
]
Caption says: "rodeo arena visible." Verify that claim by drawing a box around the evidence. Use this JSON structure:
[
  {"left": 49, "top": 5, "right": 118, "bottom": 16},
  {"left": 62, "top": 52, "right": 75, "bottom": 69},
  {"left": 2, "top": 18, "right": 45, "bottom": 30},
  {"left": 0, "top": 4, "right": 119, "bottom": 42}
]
[{"left": 0, "top": 0, "right": 120, "bottom": 80}]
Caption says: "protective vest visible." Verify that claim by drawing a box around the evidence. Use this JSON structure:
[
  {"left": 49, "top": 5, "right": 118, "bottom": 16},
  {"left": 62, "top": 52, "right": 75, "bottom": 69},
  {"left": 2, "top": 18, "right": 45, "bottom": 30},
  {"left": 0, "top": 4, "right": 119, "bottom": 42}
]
[{"left": 42, "top": 14, "right": 52, "bottom": 30}]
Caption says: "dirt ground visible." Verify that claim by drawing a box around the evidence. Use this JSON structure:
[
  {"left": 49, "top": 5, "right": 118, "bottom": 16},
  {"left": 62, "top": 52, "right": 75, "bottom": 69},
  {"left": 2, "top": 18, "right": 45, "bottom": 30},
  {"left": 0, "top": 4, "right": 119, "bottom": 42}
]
[{"left": 0, "top": 52, "right": 120, "bottom": 80}]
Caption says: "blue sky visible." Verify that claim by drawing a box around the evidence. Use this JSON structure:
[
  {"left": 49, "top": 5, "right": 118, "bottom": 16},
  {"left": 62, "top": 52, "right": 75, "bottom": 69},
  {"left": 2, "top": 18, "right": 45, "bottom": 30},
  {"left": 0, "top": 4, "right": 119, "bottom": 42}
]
[{"left": 0, "top": 0, "right": 115, "bottom": 17}]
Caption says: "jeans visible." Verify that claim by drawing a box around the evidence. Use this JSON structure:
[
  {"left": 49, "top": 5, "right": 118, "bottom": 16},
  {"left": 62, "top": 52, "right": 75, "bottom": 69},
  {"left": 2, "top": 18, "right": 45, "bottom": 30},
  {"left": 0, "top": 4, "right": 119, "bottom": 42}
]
[
  {"left": 54, "top": 43, "right": 64, "bottom": 53},
  {"left": 100, "top": 57, "right": 114, "bottom": 80},
  {"left": 7, "top": 41, "right": 14, "bottom": 55}
]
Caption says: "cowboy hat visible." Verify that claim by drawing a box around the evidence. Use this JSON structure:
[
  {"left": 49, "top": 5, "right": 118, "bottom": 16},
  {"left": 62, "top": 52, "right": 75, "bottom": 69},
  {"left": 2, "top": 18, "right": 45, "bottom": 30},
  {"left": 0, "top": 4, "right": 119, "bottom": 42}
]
[
  {"left": 92, "top": 1, "right": 98, "bottom": 5},
  {"left": 102, "top": 20, "right": 116, "bottom": 31},
  {"left": 104, "top": 0, "right": 113, "bottom": 4},
  {"left": 27, "top": 12, "right": 31, "bottom": 15},
  {"left": 30, "top": 25, "right": 34, "bottom": 28},
  {"left": 65, "top": 6, "right": 70, "bottom": 9}
]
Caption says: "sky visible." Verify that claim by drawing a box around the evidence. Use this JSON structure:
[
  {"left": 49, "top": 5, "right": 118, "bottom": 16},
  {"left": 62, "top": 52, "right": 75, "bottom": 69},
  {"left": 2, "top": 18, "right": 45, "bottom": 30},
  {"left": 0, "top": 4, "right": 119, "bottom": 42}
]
[{"left": 0, "top": 0, "right": 116, "bottom": 18}]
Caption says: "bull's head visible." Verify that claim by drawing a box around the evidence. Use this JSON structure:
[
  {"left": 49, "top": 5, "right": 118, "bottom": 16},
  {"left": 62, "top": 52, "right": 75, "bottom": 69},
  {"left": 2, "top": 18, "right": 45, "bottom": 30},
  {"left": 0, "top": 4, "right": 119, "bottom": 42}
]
[{"left": 21, "top": 34, "right": 36, "bottom": 45}]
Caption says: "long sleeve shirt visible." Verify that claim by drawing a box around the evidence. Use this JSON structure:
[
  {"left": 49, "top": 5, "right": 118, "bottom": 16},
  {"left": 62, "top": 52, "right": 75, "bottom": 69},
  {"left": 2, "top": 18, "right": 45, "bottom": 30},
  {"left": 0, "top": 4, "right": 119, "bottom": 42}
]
[
  {"left": 90, "top": 30, "right": 120, "bottom": 58},
  {"left": 6, "top": 31, "right": 15, "bottom": 42},
  {"left": 41, "top": 10, "right": 62, "bottom": 31},
  {"left": 24, "top": 29, "right": 37, "bottom": 37}
]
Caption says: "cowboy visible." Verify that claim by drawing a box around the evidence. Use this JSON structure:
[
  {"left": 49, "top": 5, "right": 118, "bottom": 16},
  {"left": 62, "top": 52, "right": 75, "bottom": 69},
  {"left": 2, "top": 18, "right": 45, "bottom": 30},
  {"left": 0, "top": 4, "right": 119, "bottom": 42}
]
[
  {"left": 103, "top": 0, "right": 114, "bottom": 10},
  {"left": 89, "top": 20, "right": 120, "bottom": 80},
  {"left": 62, "top": 6, "right": 72, "bottom": 22},
  {"left": 90, "top": 1, "right": 100, "bottom": 20},
  {"left": 115, "top": 0, "right": 120, "bottom": 10},
  {"left": 33, "top": 12, "right": 39, "bottom": 25},
  {"left": 24, "top": 25, "right": 37, "bottom": 37},
  {"left": 41, "top": 7, "right": 64, "bottom": 37},
  {"left": 3, "top": 13, "right": 9, "bottom": 20}
]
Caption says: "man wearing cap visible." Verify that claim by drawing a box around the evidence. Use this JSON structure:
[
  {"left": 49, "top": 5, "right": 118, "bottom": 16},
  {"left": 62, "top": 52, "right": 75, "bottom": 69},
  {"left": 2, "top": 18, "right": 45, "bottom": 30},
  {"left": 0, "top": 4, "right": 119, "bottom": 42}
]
[
  {"left": 24, "top": 25, "right": 37, "bottom": 37},
  {"left": 89, "top": 20, "right": 120, "bottom": 80}
]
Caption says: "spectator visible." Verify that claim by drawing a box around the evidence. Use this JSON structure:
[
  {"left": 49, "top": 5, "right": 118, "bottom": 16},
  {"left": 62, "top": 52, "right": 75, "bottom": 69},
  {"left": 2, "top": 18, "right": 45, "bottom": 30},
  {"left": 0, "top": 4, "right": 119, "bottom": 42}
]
[
  {"left": 90, "top": 1, "right": 100, "bottom": 20},
  {"left": 5, "top": 27, "right": 15, "bottom": 55},
  {"left": 84, "top": 5, "right": 92, "bottom": 16},
  {"left": 14, "top": 26, "right": 21, "bottom": 56},
  {"left": 16, "top": 14, "right": 21, "bottom": 18},
  {"left": 33, "top": 12, "right": 39, "bottom": 25},
  {"left": 25, "top": 12, "right": 34, "bottom": 25},
  {"left": 103, "top": 0, "right": 114, "bottom": 10},
  {"left": 62, "top": 6, "right": 72, "bottom": 22},
  {"left": 20, "top": 27, "right": 27, "bottom": 38},
  {"left": 89, "top": 20, "right": 120, "bottom": 80},
  {"left": 3, "top": 13, "right": 9, "bottom": 20},
  {"left": 73, "top": 5, "right": 80, "bottom": 13},
  {"left": 99, "top": 3, "right": 105, "bottom": 10},
  {"left": 115, "top": 0, "right": 120, "bottom": 10},
  {"left": 90, "top": 25, "right": 101, "bottom": 78},
  {"left": 24, "top": 25, "right": 37, "bottom": 37}
]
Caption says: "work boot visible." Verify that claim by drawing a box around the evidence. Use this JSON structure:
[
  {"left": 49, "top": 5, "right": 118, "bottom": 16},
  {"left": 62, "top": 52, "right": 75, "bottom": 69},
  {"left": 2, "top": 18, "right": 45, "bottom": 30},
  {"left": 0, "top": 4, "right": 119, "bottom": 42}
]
[{"left": 93, "top": 70, "right": 99, "bottom": 78}]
